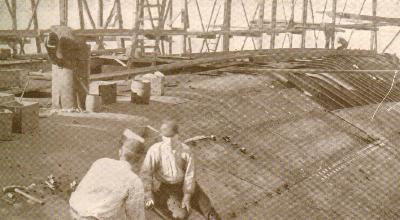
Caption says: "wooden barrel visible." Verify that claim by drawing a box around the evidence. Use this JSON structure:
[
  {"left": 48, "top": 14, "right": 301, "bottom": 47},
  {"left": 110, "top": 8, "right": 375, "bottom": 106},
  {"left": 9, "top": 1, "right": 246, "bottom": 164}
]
[
  {"left": 85, "top": 94, "right": 102, "bottom": 112},
  {"left": 131, "top": 80, "right": 151, "bottom": 104}
]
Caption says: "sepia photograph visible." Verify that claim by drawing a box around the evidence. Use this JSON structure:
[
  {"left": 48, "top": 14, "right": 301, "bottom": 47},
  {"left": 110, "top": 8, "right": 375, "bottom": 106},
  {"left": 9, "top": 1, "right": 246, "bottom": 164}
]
[{"left": 1, "top": 0, "right": 400, "bottom": 219}]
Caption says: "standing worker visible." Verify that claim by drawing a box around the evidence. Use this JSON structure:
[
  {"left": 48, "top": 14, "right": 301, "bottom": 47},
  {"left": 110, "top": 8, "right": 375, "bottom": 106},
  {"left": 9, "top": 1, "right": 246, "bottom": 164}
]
[{"left": 45, "top": 25, "right": 90, "bottom": 111}]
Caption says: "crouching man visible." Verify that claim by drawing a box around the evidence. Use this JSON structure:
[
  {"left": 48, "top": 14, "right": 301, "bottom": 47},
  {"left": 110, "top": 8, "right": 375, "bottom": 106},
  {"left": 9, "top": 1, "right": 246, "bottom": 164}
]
[
  {"left": 69, "top": 130, "right": 145, "bottom": 220},
  {"left": 141, "top": 119, "right": 219, "bottom": 220}
]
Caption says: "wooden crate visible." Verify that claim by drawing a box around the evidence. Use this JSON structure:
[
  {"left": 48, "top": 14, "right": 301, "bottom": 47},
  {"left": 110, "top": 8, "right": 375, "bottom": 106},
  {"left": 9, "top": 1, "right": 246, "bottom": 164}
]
[
  {"left": 0, "top": 109, "right": 13, "bottom": 140},
  {"left": 0, "top": 101, "right": 39, "bottom": 134},
  {"left": 99, "top": 83, "right": 117, "bottom": 105},
  {"left": 0, "top": 49, "right": 11, "bottom": 60}
]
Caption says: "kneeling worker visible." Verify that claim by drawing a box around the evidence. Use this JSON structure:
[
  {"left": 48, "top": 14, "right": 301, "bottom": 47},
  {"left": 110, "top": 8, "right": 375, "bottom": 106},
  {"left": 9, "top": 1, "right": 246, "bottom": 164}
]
[
  {"left": 69, "top": 130, "right": 145, "bottom": 220},
  {"left": 141, "top": 119, "right": 220, "bottom": 220}
]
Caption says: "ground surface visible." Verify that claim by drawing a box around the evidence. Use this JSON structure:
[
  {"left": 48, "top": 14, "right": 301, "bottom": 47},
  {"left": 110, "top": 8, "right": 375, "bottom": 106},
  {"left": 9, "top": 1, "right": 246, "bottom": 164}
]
[{"left": 1, "top": 72, "right": 400, "bottom": 219}]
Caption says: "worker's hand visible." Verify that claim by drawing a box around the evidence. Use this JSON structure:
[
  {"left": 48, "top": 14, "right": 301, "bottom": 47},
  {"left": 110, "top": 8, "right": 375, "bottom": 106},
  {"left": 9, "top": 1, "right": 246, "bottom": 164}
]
[
  {"left": 181, "top": 194, "right": 191, "bottom": 212},
  {"left": 145, "top": 199, "right": 154, "bottom": 209}
]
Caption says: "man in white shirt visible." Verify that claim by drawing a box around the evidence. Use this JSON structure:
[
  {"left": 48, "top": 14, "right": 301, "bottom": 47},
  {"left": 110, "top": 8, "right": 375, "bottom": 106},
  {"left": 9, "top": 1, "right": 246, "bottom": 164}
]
[
  {"left": 69, "top": 130, "right": 145, "bottom": 220},
  {"left": 141, "top": 119, "right": 220, "bottom": 220}
]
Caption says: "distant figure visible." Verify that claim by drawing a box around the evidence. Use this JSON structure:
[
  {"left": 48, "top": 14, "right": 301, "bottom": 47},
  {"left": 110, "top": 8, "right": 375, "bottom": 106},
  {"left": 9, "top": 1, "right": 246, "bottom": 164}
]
[
  {"left": 337, "top": 37, "right": 349, "bottom": 50},
  {"left": 69, "top": 130, "right": 145, "bottom": 220},
  {"left": 324, "top": 24, "right": 335, "bottom": 49},
  {"left": 141, "top": 119, "right": 220, "bottom": 220}
]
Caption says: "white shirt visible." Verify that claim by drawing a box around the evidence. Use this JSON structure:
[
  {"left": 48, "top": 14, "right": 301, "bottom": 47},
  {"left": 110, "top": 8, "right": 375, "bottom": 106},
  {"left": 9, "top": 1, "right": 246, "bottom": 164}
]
[
  {"left": 141, "top": 136, "right": 195, "bottom": 200},
  {"left": 69, "top": 158, "right": 145, "bottom": 220}
]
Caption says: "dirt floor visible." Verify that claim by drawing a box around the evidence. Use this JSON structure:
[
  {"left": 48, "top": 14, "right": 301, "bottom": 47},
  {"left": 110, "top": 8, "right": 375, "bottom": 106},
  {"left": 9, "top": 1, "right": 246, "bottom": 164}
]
[{"left": 0, "top": 72, "right": 273, "bottom": 219}]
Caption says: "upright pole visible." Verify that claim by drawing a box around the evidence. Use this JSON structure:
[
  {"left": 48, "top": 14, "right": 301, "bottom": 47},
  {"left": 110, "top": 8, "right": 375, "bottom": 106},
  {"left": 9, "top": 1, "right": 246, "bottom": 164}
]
[
  {"left": 77, "top": 0, "right": 85, "bottom": 29},
  {"left": 331, "top": 0, "right": 337, "bottom": 49},
  {"left": 11, "top": 0, "right": 17, "bottom": 30},
  {"left": 116, "top": 0, "right": 125, "bottom": 48},
  {"left": 98, "top": 0, "right": 104, "bottom": 28},
  {"left": 182, "top": 0, "right": 188, "bottom": 54},
  {"left": 222, "top": 0, "right": 232, "bottom": 52},
  {"left": 257, "top": 0, "right": 265, "bottom": 50},
  {"left": 168, "top": 0, "right": 173, "bottom": 54},
  {"left": 289, "top": 0, "right": 295, "bottom": 48},
  {"left": 371, "top": 0, "right": 377, "bottom": 52},
  {"left": 301, "top": 0, "right": 308, "bottom": 48},
  {"left": 60, "top": 0, "right": 68, "bottom": 26},
  {"left": 30, "top": 0, "right": 42, "bottom": 53},
  {"left": 270, "top": 0, "right": 278, "bottom": 49}
]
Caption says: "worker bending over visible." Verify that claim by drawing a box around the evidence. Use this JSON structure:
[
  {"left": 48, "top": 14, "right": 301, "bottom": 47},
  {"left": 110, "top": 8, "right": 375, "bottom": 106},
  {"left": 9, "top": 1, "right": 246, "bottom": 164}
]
[
  {"left": 141, "top": 119, "right": 220, "bottom": 220},
  {"left": 69, "top": 130, "right": 145, "bottom": 220}
]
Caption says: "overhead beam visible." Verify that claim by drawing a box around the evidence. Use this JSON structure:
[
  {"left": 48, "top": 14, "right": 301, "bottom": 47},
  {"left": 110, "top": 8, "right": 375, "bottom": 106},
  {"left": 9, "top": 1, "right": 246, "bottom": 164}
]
[
  {"left": 322, "top": 11, "right": 400, "bottom": 26},
  {"left": 222, "top": 0, "right": 232, "bottom": 51}
]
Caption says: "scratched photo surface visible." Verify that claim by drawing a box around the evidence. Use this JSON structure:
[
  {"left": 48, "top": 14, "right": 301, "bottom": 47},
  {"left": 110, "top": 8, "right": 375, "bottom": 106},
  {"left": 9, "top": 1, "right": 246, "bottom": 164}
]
[{"left": 1, "top": 0, "right": 400, "bottom": 219}]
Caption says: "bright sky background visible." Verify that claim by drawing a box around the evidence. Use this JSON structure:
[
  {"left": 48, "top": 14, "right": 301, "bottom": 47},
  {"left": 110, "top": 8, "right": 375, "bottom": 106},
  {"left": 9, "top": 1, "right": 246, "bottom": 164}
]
[{"left": 2, "top": 0, "right": 400, "bottom": 54}]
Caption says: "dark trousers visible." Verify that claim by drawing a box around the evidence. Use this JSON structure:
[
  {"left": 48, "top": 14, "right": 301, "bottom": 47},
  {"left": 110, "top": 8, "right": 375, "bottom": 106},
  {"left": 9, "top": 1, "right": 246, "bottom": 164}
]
[{"left": 154, "top": 182, "right": 218, "bottom": 220}]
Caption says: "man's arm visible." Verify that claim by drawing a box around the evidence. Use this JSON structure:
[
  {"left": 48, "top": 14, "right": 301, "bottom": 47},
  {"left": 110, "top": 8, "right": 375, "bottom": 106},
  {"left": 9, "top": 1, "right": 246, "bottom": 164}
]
[
  {"left": 140, "top": 145, "right": 158, "bottom": 202},
  {"left": 182, "top": 146, "right": 196, "bottom": 211},
  {"left": 126, "top": 178, "right": 145, "bottom": 220}
]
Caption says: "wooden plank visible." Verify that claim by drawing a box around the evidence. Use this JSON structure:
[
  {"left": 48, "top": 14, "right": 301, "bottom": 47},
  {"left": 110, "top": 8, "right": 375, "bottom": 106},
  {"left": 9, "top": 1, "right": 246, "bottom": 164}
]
[
  {"left": 323, "top": 11, "right": 400, "bottom": 26},
  {"left": 222, "top": 0, "right": 232, "bottom": 51}
]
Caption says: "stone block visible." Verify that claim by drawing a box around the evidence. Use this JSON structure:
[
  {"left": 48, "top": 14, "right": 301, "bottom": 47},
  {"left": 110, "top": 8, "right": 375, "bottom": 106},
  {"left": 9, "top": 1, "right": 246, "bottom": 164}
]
[{"left": 0, "top": 101, "right": 39, "bottom": 134}]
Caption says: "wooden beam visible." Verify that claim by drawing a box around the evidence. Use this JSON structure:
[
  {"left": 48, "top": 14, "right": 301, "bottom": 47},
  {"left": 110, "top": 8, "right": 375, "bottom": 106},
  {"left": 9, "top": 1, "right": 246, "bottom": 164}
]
[
  {"left": 222, "top": 0, "right": 232, "bottom": 51},
  {"left": 98, "top": 0, "right": 104, "bottom": 28},
  {"left": 331, "top": 0, "right": 337, "bottom": 49},
  {"left": 270, "top": 0, "right": 277, "bottom": 49},
  {"left": 182, "top": 0, "right": 189, "bottom": 54},
  {"left": 77, "top": 0, "right": 85, "bottom": 29},
  {"left": 322, "top": 11, "right": 400, "bottom": 26},
  {"left": 371, "top": 0, "right": 377, "bottom": 52},
  {"left": 301, "top": 0, "right": 308, "bottom": 48},
  {"left": 82, "top": 0, "right": 96, "bottom": 28},
  {"left": 257, "top": 0, "right": 265, "bottom": 49},
  {"left": 59, "top": 0, "right": 68, "bottom": 26},
  {"left": 115, "top": 0, "right": 124, "bottom": 48},
  {"left": 30, "top": 0, "right": 41, "bottom": 53},
  {"left": 11, "top": 0, "right": 17, "bottom": 30}
]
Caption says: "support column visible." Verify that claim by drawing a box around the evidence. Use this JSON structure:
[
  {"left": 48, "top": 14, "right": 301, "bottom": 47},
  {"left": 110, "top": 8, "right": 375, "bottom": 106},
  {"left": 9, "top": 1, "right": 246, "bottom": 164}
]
[
  {"left": 182, "top": 0, "right": 188, "bottom": 54},
  {"left": 257, "top": 0, "right": 265, "bottom": 50},
  {"left": 331, "top": 0, "right": 337, "bottom": 49},
  {"left": 270, "top": 0, "right": 277, "bottom": 49},
  {"left": 60, "top": 0, "right": 68, "bottom": 26},
  {"left": 289, "top": 0, "right": 295, "bottom": 48},
  {"left": 301, "top": 0, "right": 308, "bottom": 48},
  {"left": 116, "top": 0, "right": 125, "bottom": 48},
  {"left": 371, "top": 0, "right": 377, "bottom": 52},
  {"left": 222, "top": 0, "right": 232, "bottom": 52},
  {"left": 168, "top": 0, "right": 173, "bottom": 54},
  {"left": 98, "top": 0, "right": 104, "bottom": 28},
  {"left": 77, "top": 0, "right": 85, "bottom": 29},
  {"left": 30, "top": 0, "right": 42, "bottom": 53}
]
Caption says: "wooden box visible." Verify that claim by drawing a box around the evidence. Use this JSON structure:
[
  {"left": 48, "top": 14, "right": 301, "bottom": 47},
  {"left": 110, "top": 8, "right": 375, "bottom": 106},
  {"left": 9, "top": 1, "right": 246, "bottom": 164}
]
[
  {"left": 0, "top": 101, "right": 39, "bottom": 134},
  {"left": 99, "top": 83, "right": 117, "bottom": 105},
  {"left": 0, "top": 48, "right": 11, "bottom": 60},
  {"left": 0, "top": 109, "right": 13, "bottom": 140}
]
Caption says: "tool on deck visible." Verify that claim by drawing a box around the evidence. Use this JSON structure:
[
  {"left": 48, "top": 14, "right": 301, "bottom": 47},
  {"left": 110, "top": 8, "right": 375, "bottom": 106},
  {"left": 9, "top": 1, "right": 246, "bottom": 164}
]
[{"left": 3, "top": 185, "right": 45, "bottom": 205}]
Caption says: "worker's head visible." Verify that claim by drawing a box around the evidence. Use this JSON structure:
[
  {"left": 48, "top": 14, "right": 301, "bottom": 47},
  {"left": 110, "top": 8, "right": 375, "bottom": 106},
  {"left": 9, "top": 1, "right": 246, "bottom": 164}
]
[
  {"left": 118, "top": 130, "right": 144, "bottom": 164},
  {"left": 160, "top": 118, "right": 179, "bottom": 137}
]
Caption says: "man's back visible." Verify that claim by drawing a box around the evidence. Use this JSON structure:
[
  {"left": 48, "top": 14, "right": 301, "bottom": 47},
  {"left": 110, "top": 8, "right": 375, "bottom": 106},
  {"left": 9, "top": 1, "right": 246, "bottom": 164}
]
[{"left": 69, "top": 158, "right": 144, "bottom": 220}]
